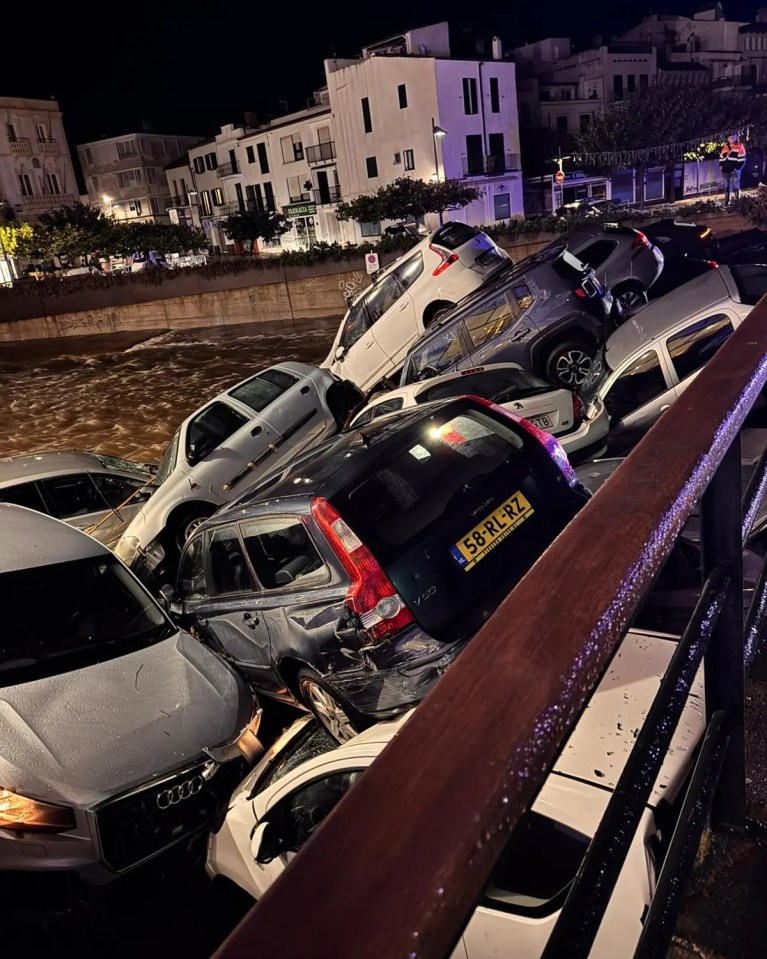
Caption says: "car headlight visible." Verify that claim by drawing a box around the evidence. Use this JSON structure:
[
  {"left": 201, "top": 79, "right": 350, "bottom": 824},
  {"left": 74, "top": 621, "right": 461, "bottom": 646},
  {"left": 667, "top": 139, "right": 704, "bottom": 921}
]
[
  {"left": 0, "top": 788, "right": 76, "bottom": 833},
  {"left": 114, "top": 535, "right": 141, "bottom": 566}
]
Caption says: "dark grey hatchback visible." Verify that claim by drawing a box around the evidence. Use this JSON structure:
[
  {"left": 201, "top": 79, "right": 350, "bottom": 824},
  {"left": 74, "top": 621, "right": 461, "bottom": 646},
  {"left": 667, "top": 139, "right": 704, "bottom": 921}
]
[{"left": 171, "top": 396, "right": 589, "bottom": 741}]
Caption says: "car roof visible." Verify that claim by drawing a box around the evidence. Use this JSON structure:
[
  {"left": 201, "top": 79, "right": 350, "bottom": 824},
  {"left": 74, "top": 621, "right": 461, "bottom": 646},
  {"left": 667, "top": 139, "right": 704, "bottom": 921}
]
[
  {"left": 326, "top": 628, "right": 702, "bottom": 809},
  {"left": 0, "top": 503, "right": 107, "bottom": 572},
  {"left": 209, "top": 362, "right": 333, "bottom": 408},
  {"left": 605, "top": 267, "right": 732, "bottom": 367},
  {"left": 0, "top": 449, "right": 141, "bottom": 486}
]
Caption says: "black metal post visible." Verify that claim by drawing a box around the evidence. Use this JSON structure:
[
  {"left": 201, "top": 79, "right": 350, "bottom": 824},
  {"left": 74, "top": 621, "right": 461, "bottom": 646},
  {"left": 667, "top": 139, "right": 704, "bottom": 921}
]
[{"left": 701, "top": 434, "right": 746, "bottom": 830}]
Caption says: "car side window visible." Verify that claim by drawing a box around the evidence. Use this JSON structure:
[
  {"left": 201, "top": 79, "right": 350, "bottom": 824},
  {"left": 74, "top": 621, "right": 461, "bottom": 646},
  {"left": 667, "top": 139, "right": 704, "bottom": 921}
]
[
  {"left": 39, "top": 474, "right": 104, "bottom": 518},
  {"left": 364, "top": 274, "right": 403, "bottom": 323},
  {"left": 603, "top": 349, "right": 667, "bottom": 422},
  {"left": 366, "top": 397, "right": 404, "bottom": 422},
  {"left": 0, "top": 481, "right": 48, "bottom": 513},
  {"left": 187, "top": 401, "right": 248, "bottom": 458},
  {"left": 463, "top": 292, "right": 519, "bottom": 350},
  {"left": 92, "top": 473, "right": 151, "bottom": 508},
  {"left": 178, "top": 535, "right": 207, "bottom": 601},
  {"left": 228, "top": 369, "right": 299, "bottom": 413},
  {"left": 666, "top": 313, "right": 734, "bottom": 383},
  {"left": 340, "top": 298, "right": 371, "bottom": 352},
  {"left": 240, "top": 516, "right": 327, "bottom": 590},
  {"left": 407, "top": 325, "right": 466, "bottom": 381},
  {"left": 575, "top": 239, "right": 618, "bottom": 270},
  {"left": 209, "top": 526, "right": 254, "bottom": 595},
  {"left": 273, "top": 770, "right": 364, "bottom": 854},
  {"left": 393, "top": 253, "right": 424, "bottom": 291}
]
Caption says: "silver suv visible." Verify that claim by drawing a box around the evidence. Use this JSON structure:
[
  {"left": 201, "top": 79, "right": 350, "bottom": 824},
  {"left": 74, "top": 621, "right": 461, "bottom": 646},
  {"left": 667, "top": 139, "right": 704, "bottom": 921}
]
[{"left": 0, "top": 505, "right": 260, "bottom": 897}]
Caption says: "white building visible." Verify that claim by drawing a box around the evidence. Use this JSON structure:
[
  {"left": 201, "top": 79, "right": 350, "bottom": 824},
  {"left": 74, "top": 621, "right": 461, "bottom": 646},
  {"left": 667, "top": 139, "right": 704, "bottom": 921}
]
[
  {"left": 326, "top": 21, "right": 524, "bottom": 240},
  {"left": 0, "top": 97, "right": 78, "bottom": 220},
  {"left": 78, "top": 131, "right": 203, "bottom": 223}
]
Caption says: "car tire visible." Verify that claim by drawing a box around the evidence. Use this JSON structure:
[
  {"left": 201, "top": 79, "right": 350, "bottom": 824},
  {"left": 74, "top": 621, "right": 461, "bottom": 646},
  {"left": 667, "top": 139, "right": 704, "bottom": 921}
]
[
  {"left": 424, "top": 301, "right": 455, "bottom": 327},
  {"left": 612, "top": 282, "right": 648, "bottom": 319},
  {"left": 165, "top": 505, "right": 217, "bottom": 569},
  {"left": 545, "top": 339, "right": 597, "bottom": 389},
  {"left": 297, "top": 669, "right": 369, "bottom": 743}
]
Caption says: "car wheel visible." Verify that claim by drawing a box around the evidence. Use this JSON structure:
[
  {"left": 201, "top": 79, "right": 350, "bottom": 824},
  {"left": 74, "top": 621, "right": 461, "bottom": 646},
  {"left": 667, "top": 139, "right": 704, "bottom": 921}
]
[
  {"left": 613, "top": 283, "right": 648, "bottom": 318},
  {"left": 424, "top": 302, "right": 455, "bottom": 327},
  {"left": 545, "top": 340, "right": 597, "bottom": 389},
  {"left": 297, "top": 669, "right": 364, "bottom": 743},
  {"left": 170, "top": 505, "right": 216, "bottom": 554}
]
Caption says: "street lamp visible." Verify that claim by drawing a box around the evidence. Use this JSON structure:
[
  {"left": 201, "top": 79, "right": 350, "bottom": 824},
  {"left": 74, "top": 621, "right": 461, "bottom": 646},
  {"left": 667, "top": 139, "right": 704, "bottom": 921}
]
[{"left": 432, "top": 119, "right": 447, "bottom": 224}]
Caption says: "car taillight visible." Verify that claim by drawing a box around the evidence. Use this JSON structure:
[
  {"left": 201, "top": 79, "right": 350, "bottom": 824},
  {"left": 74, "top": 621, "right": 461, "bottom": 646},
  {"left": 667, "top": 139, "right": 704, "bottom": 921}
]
[
  {"left": 574, "top": 287, "right": 587, "bottom": 299},
  {"left": 572, "top": 393, "right": 584, "bottom": 423},
  {"left": 462, "top": 395, "right": 579, "bottom": 488},
  {"left": 430, "top": 245, "right": 459, "bottom": 276},
  {"left": 707, "top": 260, "right": 719, "bottom": 268},
  {"left": 633, "top": 230, "right": 651, "bottom": 249},
  {"left": 310, "top": 498, "right": 414, "bottom": 643}
]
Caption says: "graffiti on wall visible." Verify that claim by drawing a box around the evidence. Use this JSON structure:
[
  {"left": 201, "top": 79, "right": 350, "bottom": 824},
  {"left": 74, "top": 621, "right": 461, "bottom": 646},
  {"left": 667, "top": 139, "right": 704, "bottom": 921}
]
[{"left": 338, "top": 270, "right": 365, "bottom": 304}]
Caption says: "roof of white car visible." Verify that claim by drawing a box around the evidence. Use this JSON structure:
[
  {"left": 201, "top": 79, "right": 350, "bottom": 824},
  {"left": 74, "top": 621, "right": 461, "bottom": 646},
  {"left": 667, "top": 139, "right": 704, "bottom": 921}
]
[
  {"left": 210, "top": 361, "right": 333, "bottom": 408},
  {"left": 606, "top": 267, "right": 733, "bottom": 366},
  {"left": 327, "top": 628, "right": 703, "bottom": 808},
  {"left": 0, "top": 503, "right": 107, "bottom": 573},
  {"left": 0, "top": 449, "right": 144, "bottom": 486}
]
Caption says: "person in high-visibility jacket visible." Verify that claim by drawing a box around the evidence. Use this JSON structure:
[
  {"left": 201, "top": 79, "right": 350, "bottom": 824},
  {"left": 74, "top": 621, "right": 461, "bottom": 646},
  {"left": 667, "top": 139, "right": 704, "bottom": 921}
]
[{"left": 719, "top": 133, "right": 747, "bottom": 204}]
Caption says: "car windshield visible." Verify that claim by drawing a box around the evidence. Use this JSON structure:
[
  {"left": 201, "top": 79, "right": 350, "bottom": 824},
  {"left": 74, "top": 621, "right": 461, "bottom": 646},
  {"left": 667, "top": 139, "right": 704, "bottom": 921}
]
[
  {"left": 417, "top": 369, "right": 552, "bottom": 404},
  {"left": 96, "top": 453, "right": 153, "bottom": 476},
  {"left": 0, "top": 556, "right": 174, "bottom": 684},
  {"left": 155, "top": 429, "right": 181, "bottom": 486},
  {"left": 729, "top": 264, "right": 767, "bottom": 306}
]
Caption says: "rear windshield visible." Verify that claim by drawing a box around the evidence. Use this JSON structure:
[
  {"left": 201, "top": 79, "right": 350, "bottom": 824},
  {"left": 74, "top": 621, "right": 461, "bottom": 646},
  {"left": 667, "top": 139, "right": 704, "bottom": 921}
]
[
  {"left": 333, "top": 408, "right": 527, "bottom": 565},
  {"left": 729, "top": 264, "right": 767, "bottom": 306},
  {"left": 155, "top": 429, "right": 181, "bottom": 486},
  {"left": 229, "top": 368, "right": 298, "bottom": 413},
  {"left": 417, "top": 368, "right": 551, "bottom": 404},
  {"left": 430, "top": 223, "right": 480, "bottom": 250}
]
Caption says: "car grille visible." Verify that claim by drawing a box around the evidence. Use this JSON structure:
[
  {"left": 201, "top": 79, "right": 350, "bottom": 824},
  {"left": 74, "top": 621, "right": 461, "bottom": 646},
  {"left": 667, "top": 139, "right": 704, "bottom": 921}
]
[{"left": 94, "top": 757, "right": 245, "bottom": 872}]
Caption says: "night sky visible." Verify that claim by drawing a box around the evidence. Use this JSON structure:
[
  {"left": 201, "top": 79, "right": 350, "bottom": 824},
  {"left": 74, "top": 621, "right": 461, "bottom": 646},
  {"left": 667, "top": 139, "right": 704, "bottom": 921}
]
[{"left": 8, "top": 0, "right": 765, "bottom": 147}]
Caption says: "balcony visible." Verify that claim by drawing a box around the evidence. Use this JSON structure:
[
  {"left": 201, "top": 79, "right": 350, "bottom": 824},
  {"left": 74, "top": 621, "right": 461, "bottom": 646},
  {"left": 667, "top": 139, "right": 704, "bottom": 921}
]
[
  {"left": 38, "top": 138, "right": 59, "bottom": 155},
  {"left": 20, "top": 193, "right": 77, "bottom": 209},
  {"left": 313, "top": 186, "right": 341, "bottom": 205},
  {"left": 217, "top": 162, "right": 240, "bottom": 178},
  {"left": 306, "top": 141, "right": 337, "bottom": 164},
  {"left": 9, "top": 138, "right": 31, "bottom": 155},
  {"left": 461, "top": 153, "right": 520, "bottom": 177},
  {"left": 165, "top": 195, "right": 190, "bottom": 209}
]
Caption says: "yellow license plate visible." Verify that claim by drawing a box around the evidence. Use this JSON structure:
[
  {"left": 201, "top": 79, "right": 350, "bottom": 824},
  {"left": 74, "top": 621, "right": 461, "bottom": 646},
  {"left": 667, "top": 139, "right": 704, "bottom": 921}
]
[{"left": 450, "top": 492, "right": 534, "bottom": 571}]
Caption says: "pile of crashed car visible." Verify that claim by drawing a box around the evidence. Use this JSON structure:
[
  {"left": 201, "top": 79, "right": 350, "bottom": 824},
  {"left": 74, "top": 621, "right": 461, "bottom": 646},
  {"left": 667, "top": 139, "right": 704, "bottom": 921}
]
[{"left": 3, "top": 216, "right": 767, "bottom": 956}]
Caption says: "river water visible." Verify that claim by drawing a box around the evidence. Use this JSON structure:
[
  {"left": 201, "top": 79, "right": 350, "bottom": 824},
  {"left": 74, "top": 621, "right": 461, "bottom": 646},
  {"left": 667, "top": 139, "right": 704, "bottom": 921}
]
[{"left": 0, "top": 318, "right": 340, "bottom": 463}]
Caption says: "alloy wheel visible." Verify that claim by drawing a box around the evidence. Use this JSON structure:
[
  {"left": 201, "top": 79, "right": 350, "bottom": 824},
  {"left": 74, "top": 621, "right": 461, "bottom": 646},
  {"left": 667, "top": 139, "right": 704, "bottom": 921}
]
[
  {"left": 302, "top": 681, "right": 357, "bottom": 743},
  {"left": 616, "top": 288, "right": 647, "bottom": 314},
  {"left": 554, "top": 349, "right": 593, "bottom": 388}
]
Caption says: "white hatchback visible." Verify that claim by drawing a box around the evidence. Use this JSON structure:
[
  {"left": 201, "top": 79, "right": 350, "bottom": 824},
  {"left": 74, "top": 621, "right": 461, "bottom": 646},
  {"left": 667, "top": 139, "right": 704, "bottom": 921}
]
[
  {"left": 323, "top": 222, "right": 509, "bottom": 393},
  {"left": 348, "top": 363, "right": 608, "bottom": 463},
  {"left": 207, "top": 627, "right": 704, "bottom": 959}
]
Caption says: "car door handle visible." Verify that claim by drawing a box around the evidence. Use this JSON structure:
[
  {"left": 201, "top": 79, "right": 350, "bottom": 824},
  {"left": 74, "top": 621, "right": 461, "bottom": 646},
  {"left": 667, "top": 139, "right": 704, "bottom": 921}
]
[
  {"left": 251, "top": 425, "right": 262, "bottom": 437},
  {"left": 398, "top": 301, "right": 409, "bottom": 311},
  {"left": 242, "top": 612, "right": 260, "bottom": 627},
  {"left": 660, "top": 405, "right": 670, "bottom": 413},
  {"left": 300, "top": 385, "right": 310, "bottom": 395}
]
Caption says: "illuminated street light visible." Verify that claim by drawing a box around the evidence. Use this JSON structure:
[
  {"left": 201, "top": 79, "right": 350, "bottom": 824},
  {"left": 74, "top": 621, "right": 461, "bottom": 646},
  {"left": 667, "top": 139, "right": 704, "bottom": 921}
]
[{"left": 432, "top": 119, "right": 448, "bottom": 225}]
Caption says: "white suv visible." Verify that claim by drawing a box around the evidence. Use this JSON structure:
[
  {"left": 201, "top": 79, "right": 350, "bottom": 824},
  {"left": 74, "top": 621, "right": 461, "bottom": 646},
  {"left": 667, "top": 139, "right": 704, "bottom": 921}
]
[{"left": 323, "top": 222, "right": 509, "bottom": 393}]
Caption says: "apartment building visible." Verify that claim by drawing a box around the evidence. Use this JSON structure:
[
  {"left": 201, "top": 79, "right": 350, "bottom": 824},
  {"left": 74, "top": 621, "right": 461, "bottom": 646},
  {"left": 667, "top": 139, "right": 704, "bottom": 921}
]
[
  {"left": 78, "top": 131, "right": 202, "bottom": 223},
  {"left": 0, "top": 97, "right": 78, "bottom": 220}
]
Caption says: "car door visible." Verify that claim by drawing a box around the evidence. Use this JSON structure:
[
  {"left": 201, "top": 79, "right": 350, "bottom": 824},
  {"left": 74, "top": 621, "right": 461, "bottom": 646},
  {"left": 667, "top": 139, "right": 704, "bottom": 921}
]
[
  {"left": 371, "top": 254, "right": 422, "bottom": 369},
  {"left": 37, "top": 473, "right": 112, "bottom": 534},
  {"left": 335, "top": 292, "right": 391, "bottom": 392},
  {"left": 179, "top": 525, "right": 282, "bottom": 694},
  {"left": 664, "top": 312, "right": 737, "bottom": 401},
  {"left": 602, "top": 348, "right": 678, "bottom": 455}
]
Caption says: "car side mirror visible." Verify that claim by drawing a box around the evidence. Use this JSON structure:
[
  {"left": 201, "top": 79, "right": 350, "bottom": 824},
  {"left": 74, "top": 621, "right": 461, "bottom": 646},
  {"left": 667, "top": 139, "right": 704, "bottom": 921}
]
[
  {"left": 158, "top": 583, "right": 184, "bottom": 617},
  {"left": 251, "top": 819, "right": 285, "bottom": 865},
  {"left": 335, "top": 345, "right": 346, "bottom": 362},
  {"left": 186, "top": 439, "right": 210, "bottom": 467}
]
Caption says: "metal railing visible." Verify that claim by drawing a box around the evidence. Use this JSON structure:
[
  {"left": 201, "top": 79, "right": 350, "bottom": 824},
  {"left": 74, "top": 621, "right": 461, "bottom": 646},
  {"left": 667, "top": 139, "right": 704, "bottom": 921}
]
[
  {"left": 212, "top": 298, "right": 767, "bottom": 959},
  {"left": 306, "top": 141, "right": 337, "bottom": 164},
  {"left": 462, "top": 152, "right": 520, "bottom": 176},
  {"left": 313, "top": 186, "right": 341, "bottom": 205},
  {"left": 217, "top": 162, "right": 239, "bottom": 178}
]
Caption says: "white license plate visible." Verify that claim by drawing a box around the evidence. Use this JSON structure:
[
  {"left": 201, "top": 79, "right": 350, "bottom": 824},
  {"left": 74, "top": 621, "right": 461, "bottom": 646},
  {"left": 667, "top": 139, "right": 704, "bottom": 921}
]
[{"left": 531, "top": 415, "right": 554, "bottom": 429}]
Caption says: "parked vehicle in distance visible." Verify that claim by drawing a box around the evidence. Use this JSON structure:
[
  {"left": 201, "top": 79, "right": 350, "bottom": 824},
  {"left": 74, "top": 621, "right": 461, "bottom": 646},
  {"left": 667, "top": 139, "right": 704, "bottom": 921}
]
[
  {"left": 640, "top": 219, "right": 715, "bottom": 259},
  {"left": 0, "top": 450, "right": 156, "bottom": 548},
  {"left": 0, "top": 505, "right": 261, "bottom": 899},
  {"left": 580, "top": 264, "right": 767, "bottom": 455},
  {"left": 399, "top": 245, "right": 615, "bottom": 390},
  {"left": 555, "top": 198, "right": 625, "bottom": 218},
  {"left": 208, "top": 627, "right": 704, "bottom": 959},
  {"left": 168, "top": 396, "right": 590, "bottom": 741},
  {"left": 348, "top": 363, "right": 608, "bottom": 463},
  {"left": 322, "top": 222, "right": 510, "bottom": 393},
  {"left": 383, "top": 221, "right": 429, "bottom": 239},
  {"left": 647, "top": 255, "right": 718, "bottom": 301},
  {"left": 114, "top": 363, "right": 364, "bottom": 581}
]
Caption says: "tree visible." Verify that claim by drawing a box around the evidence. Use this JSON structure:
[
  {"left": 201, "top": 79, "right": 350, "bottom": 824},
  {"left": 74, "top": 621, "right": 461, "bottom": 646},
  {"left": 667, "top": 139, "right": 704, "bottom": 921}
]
[
  {"left": 22, "top": 203, "right": 117, "bottom": 262},
  {"left": 220, "top": 209, "right": 291, "bottom": 255},
  {"left": 112, "top": 222, "right": 206, "bottom": 258},
  {"left": 336, "top": 177, "right": 482, "bottom": 225},
  {"left": 0, "top": 221, "right": 34, "bottom": 258}
]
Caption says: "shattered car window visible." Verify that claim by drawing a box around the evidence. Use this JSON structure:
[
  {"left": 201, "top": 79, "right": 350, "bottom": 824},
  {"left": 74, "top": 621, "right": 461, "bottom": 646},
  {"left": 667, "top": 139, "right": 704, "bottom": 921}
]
[
  {"left": 282, "top": 769, "right": 365, "bottom": 852},
  {"left": 256, "top": 723, "right": 338, "bottom": 794}
]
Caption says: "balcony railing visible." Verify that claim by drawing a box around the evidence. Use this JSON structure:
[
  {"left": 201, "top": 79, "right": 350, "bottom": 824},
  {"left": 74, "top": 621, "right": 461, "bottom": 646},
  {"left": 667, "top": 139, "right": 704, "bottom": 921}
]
[
  {"left": 217, "top": 162, "right": 240, "bottom": 178},
  {"left": 9, "top": 139, "right": 31, "bottom": 155},
  {"left": 212, "top": 292, "right": 767, "bottom": 958},
  {"left": 165, "top": 195, "right": 191, "bottom": 209},
  {"left": 38, "top": 139, "right": 59, "bottom": 155},
  {"left": 462, "top": 152, "right": 520, "bottom": 177},
  {"left": 313, "top": 186, "right": 341, "bottom": 205},
  {"left": 20, "top": 193, "right": 77, "bottom": 209},
  {"left": 306, "top": 141, "right": 337, "bottom": 164}
]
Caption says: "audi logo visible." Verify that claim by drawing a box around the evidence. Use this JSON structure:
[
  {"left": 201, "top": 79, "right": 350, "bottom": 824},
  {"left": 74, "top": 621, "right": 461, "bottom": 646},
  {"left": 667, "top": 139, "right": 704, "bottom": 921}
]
[{"left": 156, "top": 775, "right": 204, "bottom": 810}]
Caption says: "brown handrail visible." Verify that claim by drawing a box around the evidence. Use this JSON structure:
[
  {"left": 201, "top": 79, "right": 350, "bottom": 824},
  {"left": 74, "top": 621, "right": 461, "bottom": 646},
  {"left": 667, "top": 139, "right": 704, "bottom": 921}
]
[{"left": 213, "top": 299, "right": 767, "bottom": 959}]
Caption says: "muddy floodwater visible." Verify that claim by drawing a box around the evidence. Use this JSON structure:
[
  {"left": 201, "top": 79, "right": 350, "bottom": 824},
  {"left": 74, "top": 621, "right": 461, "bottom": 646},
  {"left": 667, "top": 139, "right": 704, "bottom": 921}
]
[{"left": 0, "top": 318, "right": 340, "bottom": 463}]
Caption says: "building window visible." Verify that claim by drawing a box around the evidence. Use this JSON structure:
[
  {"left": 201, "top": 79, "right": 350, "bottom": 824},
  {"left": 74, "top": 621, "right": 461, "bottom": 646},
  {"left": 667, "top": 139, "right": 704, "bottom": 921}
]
[
  {"left": 264, "top": 181, "right": 275, "bottom": 211},
  {"left": 116, "top": 168, "right": 142, "bottom": 188},
  {"left": 246, "top": 184, "right": 263, "bottom": 211},
  {"left": 146, "top": 167, "right": 157, "bottom": 184},
  {"left": 627, "top": 74, "right": 636, "bottom": 94},
  {"left": 639, "top": 73, "right": 649, "bottom": 89},
  {"left": 257, "top": 142, "right": 270, "bottom": 174},
  {"left": 287, "top": 175, "right": 310, "bottom": 202},
  {"left": 281, "top": 133, "right": 304, "bottom": 163},
  {"left": 366, "top": 156, "right": 378, "bottom": 178},
  {"left": 463, "top": 76, "right": 478, "bottom": 115},
  {"left": 212, "top": 187, "right": 224, "bottom": 206},
  {"left": 579, "top": 114, "right": 591, "bottom": 133},
  {"left": 35, "top": 124, "right": 47, "bottom": 142},
  {"left": 200, "top": 191, "right": 212, "bottom": 216},
  {"left": 18, "top": 173, "right": 33, "bottom": 196},
  {"left": 150, "top": 196, "right": 162, "bottom": 215},
  {"left": 393, "top": 152, "right": 401, "bottom": 165},
  {"left": 84, "top": 146, "right": 93, "bottom": 164},
  {"left": 556, "top": 115, "right": 568, "bottom": 132},
  {"left": 45, "top": 173, "right": 61, "bottom": 194},
  {"left": 133, "top": 199, "right": 143, "bottom": 216},
  {"left": 403, "top": 149, "right": 415, "bottom": 171},
  {"left": 246, "top": 145, "right": 255, "bottom": 164},
  {"left": 205, "top": 152, "right": 218, "bottom": 171},
  {"left": 116, "top": 139, "right": 138, "bottom": 158},
  {"left": 398, "top": 84, "right": 408, "bottom": 109},
  {"left": 360, "top": 221, "right": 381, "bottom": 237},
  {"left": 489, "top": 77, "right": 500, "bottom": 113},
  {"left": 488, "top": 133, "right": 505, "bottom": 172},
  {"left": 493, "top": 192, "right": 511, "bottom": 221},
  {"left": 235, "top": 182, "right": 245, "bottom": 211},
  {"left": 613, "top": 75, "right": 624, "bottom": 100},
  {"left": 193, "top": 156, "right": 205, "bottom": 174},
  {"left": 7, "top": 123, "right": 17, "bottom": 142},
  {"left": 361, "top": 97, "right": 373, "bottom": 133}
]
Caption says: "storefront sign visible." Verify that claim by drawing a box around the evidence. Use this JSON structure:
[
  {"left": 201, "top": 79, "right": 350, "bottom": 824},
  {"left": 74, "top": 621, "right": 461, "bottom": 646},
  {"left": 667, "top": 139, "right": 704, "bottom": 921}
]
[
  {"left": 283, "top": 202, "right": 317, "bottom": 217},
  {"left": 565, "top": 171, "right": 587, "bottom": 181}
]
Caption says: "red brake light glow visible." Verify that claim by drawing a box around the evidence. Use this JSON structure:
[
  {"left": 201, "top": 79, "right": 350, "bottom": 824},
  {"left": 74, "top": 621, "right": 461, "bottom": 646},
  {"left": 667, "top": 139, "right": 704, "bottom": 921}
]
[
  {"left": 430, "top": 245, "right": 459, "bottom": 276},
  {"left": 632, "top": 231, "right": 651, "bottom": 249},
  {"left": 706, "top": 260, "right": 719, "bottom": 268},
  {"left": 574, "top": 287, "right": 587, "bottom": 299},
  {"left": 310, "top": 498, "right": 414, "bottom": 643}
]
